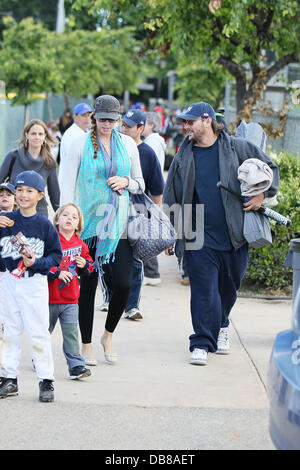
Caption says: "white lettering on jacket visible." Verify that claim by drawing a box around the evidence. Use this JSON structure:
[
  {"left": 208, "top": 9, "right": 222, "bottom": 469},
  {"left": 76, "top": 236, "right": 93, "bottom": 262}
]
[{"left": 0, "top": 236, "right": 45, "bottom": 260}]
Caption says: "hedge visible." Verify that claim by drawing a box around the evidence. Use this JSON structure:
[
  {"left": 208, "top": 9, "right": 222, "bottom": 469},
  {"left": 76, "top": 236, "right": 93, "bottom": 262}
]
[{"left": 242, "top": 150, "right": 300, "bottom": 292}]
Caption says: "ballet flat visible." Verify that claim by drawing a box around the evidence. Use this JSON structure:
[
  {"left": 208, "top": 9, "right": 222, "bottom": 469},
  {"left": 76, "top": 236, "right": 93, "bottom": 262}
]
[
  {"left": 83, "top": 357, "right": 98, "bottom": 366},
  {"left": 100, "top": 336, "right": 118, "bottom": 364}
]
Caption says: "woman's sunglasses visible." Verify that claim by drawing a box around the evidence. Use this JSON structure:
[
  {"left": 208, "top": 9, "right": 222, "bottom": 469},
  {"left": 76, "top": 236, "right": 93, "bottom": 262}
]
[{"left": 96, "top": 118, "right": 117, "bottom": 123}]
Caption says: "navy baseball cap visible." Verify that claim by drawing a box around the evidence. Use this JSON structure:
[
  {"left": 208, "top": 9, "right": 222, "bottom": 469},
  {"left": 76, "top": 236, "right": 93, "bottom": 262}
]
[
  {"left": 122, "top": 110, "right": 146, "bottom": 127},
  {"left": 14, "top": 171, "right": 45, "bottom": 193},
  {"left": 0, "top": 182, "right": 15, "bottom": 195},
  {"left": 177, "top": 102, "right": 216, "bottom": 121},
  {"left": 73, "top": 102, "right": 92, "bottom": 115}
]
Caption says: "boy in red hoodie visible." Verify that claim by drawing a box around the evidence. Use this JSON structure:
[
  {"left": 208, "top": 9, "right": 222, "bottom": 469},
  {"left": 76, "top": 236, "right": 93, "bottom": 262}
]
[{"left": 48, "top": 203, "right": 93, "bottom": 380}]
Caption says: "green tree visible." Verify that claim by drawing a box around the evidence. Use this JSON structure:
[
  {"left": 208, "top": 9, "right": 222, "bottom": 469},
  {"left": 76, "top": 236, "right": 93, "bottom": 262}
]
[
  {"left": 0, "top": 0, "right": 58, "bottom": 34},
  {"left": 0, "top": 17, "right": 63, "bottom": 123},
  {"left": 175, "top": 55, "right": 228, "bottom": 108},
  {"left": 0, "top": 0, "right": 103, "bottom": 36},
  {"left": 70, "top": 0, "right": 300, "bottom": 114},
  {"left": 55, "top": 27, "right": 142, "bottom": 106}
]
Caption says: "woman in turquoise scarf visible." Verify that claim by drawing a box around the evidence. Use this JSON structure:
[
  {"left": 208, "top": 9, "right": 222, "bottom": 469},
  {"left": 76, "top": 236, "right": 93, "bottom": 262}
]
[{"left": 59, "top": 95, "right": 144, "bottom": 365}]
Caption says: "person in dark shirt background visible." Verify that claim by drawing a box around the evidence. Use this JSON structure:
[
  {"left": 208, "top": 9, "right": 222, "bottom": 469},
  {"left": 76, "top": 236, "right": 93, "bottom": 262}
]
[{"left": 120, "top": 109, "right": 165, "bottom": 320}]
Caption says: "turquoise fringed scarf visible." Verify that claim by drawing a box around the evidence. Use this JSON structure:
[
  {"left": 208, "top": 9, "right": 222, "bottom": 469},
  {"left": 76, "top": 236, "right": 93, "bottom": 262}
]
[{"left": 76, "top": 130, "right": 130, "bottom": 265}]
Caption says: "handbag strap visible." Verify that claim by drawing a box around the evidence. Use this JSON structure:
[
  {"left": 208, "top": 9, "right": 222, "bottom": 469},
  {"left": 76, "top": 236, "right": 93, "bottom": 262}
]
[{"left": 4, "top": 150, "right": 18, "bottom": 183}]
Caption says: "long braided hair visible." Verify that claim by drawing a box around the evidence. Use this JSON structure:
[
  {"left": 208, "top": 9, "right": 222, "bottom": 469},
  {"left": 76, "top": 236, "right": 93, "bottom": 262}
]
[{"left": 90, "top": 112, "right": 99, "bottom": 159}]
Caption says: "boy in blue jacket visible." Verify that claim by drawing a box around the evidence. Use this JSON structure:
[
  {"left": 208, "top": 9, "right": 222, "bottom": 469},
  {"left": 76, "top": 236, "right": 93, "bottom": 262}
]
[{"left": 0, "top": 171, "right": 62, "bottom": 402}]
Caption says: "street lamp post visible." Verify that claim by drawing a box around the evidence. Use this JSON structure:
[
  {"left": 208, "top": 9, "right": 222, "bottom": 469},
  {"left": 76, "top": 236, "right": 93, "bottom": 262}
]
[
  {"left": 56, "top": 0, "right": 65, "bottom": 33},
  {"left": 167, "top": 70, "right": 176, "bottom": 110}
]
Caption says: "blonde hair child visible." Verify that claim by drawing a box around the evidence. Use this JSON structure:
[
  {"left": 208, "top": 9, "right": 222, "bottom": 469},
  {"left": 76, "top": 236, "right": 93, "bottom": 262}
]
[{"left": 48, "top": 203, "right": 94, "bottom": 380}]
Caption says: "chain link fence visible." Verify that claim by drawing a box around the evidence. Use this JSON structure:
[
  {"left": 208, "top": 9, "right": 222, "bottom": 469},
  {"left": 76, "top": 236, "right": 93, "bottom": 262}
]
[
  {"left": 0, "top": 95, "right": 93, "bottom": 163},
  {"left": 0, "top": 97, "right": 299, "bottom": 164}
]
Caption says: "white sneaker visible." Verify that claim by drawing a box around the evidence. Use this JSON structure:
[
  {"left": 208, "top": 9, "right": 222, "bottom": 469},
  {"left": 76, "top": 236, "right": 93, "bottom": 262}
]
[
  {"left": 216, "top": 327, "right": 230, "bottom": 354},
  {"left": 190, "top": 348, "right": 207, "bottom": 365},
  {"left": 124, "top": 308, "right": 143, "bottom": 320},
  {"left": 143, "top": 277, "right": 161, "bottom": 286}
]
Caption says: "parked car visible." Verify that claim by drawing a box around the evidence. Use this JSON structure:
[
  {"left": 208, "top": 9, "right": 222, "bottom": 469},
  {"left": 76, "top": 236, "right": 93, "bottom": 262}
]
[{"left": 268, "top": 286, "right": 300, "bottom": 450}]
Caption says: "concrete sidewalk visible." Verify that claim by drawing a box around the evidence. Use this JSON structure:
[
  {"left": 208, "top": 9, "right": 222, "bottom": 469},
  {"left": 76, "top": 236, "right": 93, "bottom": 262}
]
[{"left": 0, "top": 253, "right": 292, "bottom": 450}]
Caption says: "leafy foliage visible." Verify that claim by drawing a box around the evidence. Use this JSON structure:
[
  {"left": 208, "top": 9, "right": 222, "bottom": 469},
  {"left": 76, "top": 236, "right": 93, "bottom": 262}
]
[
  {"left": 174, "top": 56, "right": 228, "bottom": 107},
  {"left": 54, "top": 27, "right": 142, "bottom": 98},
  {"left": 70, "top": 0, "right": 300, "bottom": 114},
  {"left": 0, "top": 16, "right": 142, "bottom": 107},
  {"left": 243, "top": 150, "right": 300, "bottom": 292},
  {"left": 0, "top": 17, "right": 63, "bottom": 106}
]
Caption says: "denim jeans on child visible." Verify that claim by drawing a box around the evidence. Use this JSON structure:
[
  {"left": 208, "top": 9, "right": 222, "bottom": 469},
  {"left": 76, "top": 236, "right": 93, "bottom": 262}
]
[{"left": 49, "top": 304, "right": 85, "bottom": 372}]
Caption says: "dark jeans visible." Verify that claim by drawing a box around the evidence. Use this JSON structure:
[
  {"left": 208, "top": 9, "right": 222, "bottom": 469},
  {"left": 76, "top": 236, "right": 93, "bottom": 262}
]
[
  {"left": 125, "top": 252, "right": 143, "bottom": 311},
  {"left": 182, "top": 254, "right": 189, "bottom": 279},
  {"left": 79, "top": 238, "right": 134, "bottom": 342},
  {"left": 185, "top": 244, "right": 249, "bottom": 353}
]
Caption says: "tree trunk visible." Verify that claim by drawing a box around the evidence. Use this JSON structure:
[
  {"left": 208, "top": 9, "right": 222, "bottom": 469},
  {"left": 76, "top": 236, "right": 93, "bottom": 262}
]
[
  {"left": 213, "top": 85, "right": 226, "bottom": 111},
  {"left": 64, "top": 94, "right": 70, "bottom": 110},
  {"left": 46, "top": 93, "right": 53, "bottom": 122},
  {"left": 24, "top": 104, "right": 29, "bottom": 126},
  {"left": 235, "top": 78, "right": 248, "bottom": 114},
  {"left": 217, "top": 55, "right": 247, "bottom": 113}
]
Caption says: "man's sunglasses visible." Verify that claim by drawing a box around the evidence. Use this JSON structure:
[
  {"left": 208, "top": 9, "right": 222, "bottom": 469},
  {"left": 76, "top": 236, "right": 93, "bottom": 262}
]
[
  {"left": 184, "top": 117, "right": 208, "bottom": 125},
  {"left": 96, "top": 118, "right": 117, "bottom": 123}
]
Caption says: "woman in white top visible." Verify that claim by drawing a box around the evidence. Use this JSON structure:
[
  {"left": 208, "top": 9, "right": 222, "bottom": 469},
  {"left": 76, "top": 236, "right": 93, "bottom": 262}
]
[{"left": 59, "top": 95, "right": 145, "bottom": 365}]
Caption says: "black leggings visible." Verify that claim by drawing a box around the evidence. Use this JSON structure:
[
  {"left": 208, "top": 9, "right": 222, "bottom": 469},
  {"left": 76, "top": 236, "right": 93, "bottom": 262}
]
[{"left": 79, "top": 238, "right": 134, "bottom": 343}]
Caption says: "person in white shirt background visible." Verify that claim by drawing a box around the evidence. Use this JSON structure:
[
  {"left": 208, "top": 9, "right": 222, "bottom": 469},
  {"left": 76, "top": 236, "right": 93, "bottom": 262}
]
[
  {"left": 58, "top": 103, "right": 92, "bottom": 187},
  {"left": 141, "top": 111, "right": 166, "bottom": 286},
  {"left": 142, "top": 111, "right": 166, "bottom": 174}
]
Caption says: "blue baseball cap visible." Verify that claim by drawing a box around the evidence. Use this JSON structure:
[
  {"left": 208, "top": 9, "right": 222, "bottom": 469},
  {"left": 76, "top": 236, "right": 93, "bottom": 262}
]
[
  {"left": 0, "top": 182, "right": 15, "bottom": 195},
  {"left": 14, "top": 171, "right": 45, "bottom": 193},
  {"left": 177, "top": 102, "right": 216, "bottom": 121},
  {"left": 73, "top": 102, "right": 92, "bottom": 115},
  {"left": 122, "top": 110, "right": 146, "bottom": 127}
]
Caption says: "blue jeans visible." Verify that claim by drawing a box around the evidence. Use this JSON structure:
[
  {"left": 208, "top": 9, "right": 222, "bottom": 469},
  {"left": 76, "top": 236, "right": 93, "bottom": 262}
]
[
  {"left": 125, "top": 252, "right": 143, "bottom": 311},
  {"left": 182, "top": 253, "right": 189, "bottom": 279},
  {"left": 185, "top": 244, "right": 249, "bottom": 353},
  {"left": 49, "top": 304, "right": 85, "bottom": 372}
]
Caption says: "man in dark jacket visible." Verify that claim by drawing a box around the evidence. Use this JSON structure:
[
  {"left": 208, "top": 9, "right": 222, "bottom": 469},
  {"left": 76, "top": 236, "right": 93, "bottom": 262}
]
[{"left": 163, "top": 102, "right": 279, "bottom": 366}]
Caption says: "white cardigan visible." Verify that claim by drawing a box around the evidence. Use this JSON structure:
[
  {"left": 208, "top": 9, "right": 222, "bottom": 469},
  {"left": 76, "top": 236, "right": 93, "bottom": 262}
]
[{"left": 59, "top": 131, "right": 145, "bottom": 205}]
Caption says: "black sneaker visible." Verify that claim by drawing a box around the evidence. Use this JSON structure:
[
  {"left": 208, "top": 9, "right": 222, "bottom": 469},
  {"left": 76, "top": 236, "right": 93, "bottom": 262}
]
[
  {"left": 69, "top": 366, "right": 91, "bottom": 380},
  {"left": 39, "top": 379, "right": 54, "bottom": 402},
  {"left": 0, "top": 378, "right": 18, "bottom": 398}
]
